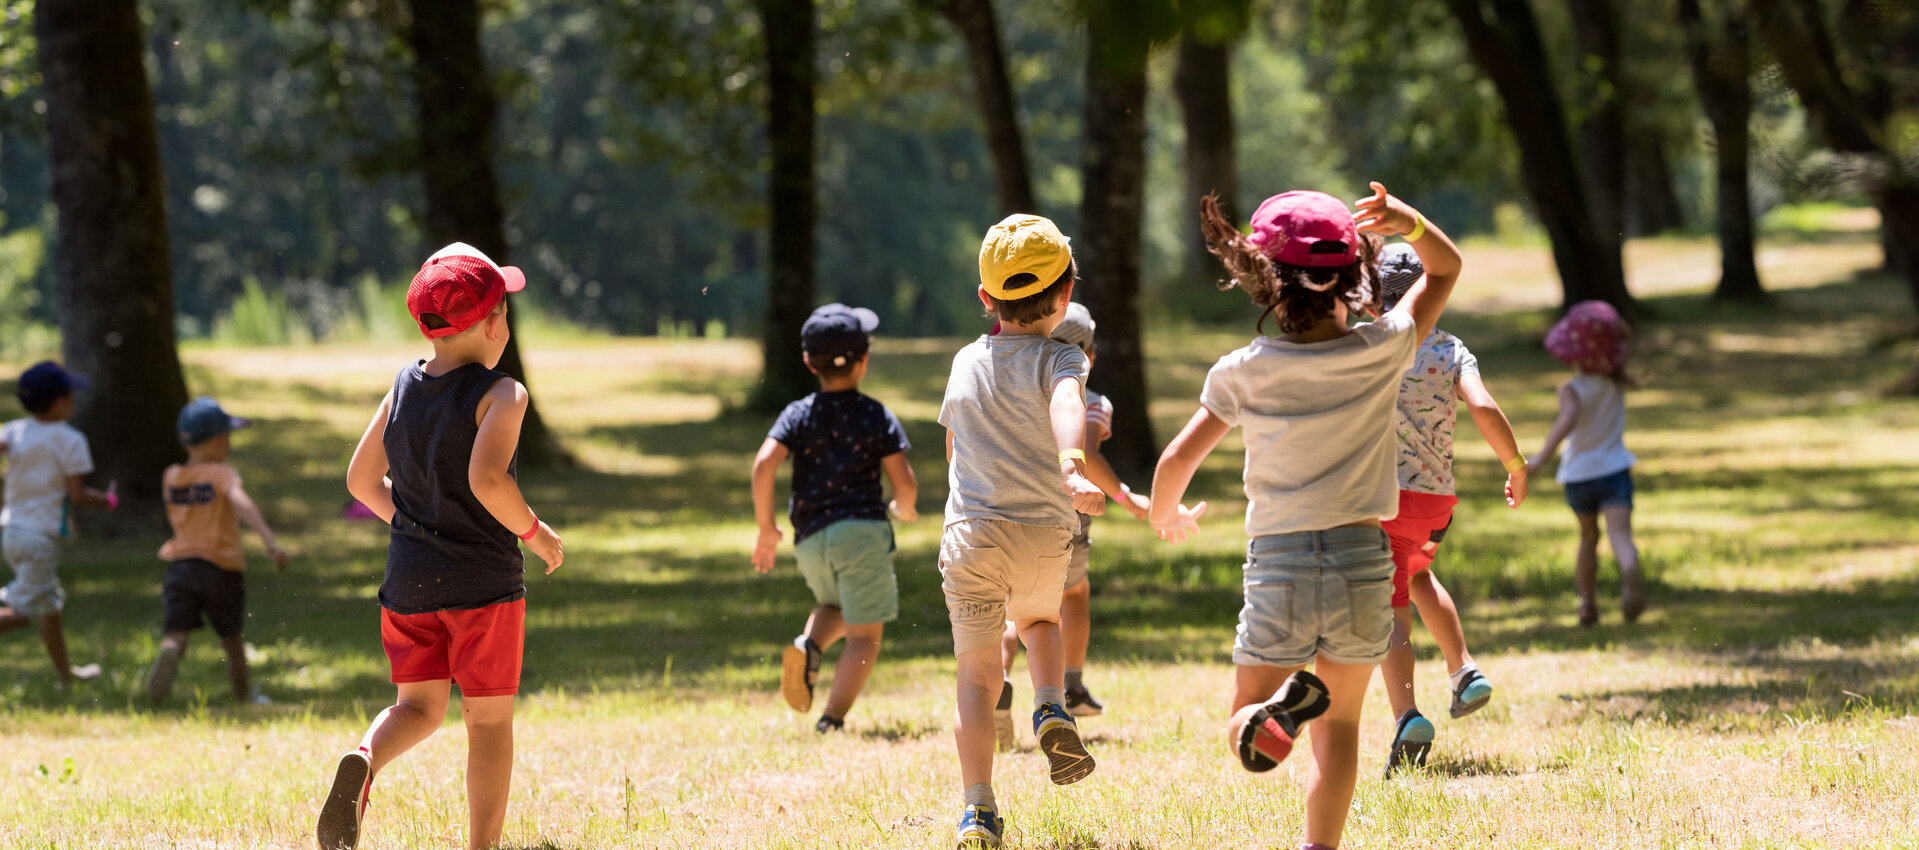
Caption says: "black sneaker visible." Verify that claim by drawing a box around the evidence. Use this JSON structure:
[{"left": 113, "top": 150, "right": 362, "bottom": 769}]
[
  {"left": 816, "top": 714, "right": 845, "bottom": 734},
  {"left": 1384, "top": 709, "right": 1436, "bottom": 779},
  {"left": 1448, "top": 667, "right": 1494, "bottom": 719},
  {"left": 1064, "top": 681, "right": 1105, "bottom": 717},
  {"left": 1234, "top": 670, "right": 1331, "bottom": 772},
  {"left": 316, "top": 749, "right": 371, "bottom": 849}
]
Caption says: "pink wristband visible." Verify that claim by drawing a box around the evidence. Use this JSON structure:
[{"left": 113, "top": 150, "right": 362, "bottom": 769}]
[
  {"left": 106, "top": 493, "right": 120, "bottom": 512},
  {"left": 517, "top": 516, "right": 539, "bottom": 541}
]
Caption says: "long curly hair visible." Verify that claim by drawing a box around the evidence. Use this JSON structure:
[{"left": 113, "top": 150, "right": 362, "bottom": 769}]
[{"left": 1200, "top": 193, "right": 1383, "bottom": 336}]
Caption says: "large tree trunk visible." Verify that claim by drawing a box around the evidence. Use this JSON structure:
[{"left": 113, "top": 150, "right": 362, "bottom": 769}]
[
  {"left": 929, "top": 0, "right": 1036, "bottom": 216},
  {"left": 1078, "top": 22, "right": 1156, "bottom": 478},
  {"left": 1567, "top": 0, "right": 1626, "bottom": 245},
  {"left": 1624, "top": 133, "right": 1685, "bottom": 237},
  {"left": 408, "top": 0, "right": 568, "bottom": 465},
  {"left": 750, "top": 0, "right": 818, "bottom": 412},
  {"left": 1173, "top": 34, "right": 1237, "bottom": 288},
  {"left": 38, "top": 0, "right": 191, "bottom": 532},
  {"left": 1679, "top": 0, "right": 1765, "bottom": 303},
  {"left": 1445, "top": 0, "right": 1636, "bottom": 319}
]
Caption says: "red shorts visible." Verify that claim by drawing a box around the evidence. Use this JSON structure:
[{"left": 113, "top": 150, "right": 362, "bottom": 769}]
[
  {"left": 380, "top": 598, "right": 525, "bottom": 696},
  {"left": 1382, "top": 491, "right": 1458, "bottom": 608}
]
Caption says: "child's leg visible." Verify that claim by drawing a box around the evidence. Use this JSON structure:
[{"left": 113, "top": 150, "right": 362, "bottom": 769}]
[
  {"left": 1407, "top": 571, "right": 1473, "bottom": 674},
  {"left": 1302, "top": 658, "right": 1376, "bottom": 849},
  {"left": 221, "top": 633, "right": 250, "bottom": 701},
  {"left": 362, "top": 680, "right": 452, "bottom": 780},
  {"left": 37, "top": 611, "right": 80, "bottom": 684},
  {"left": 954, "top": 646, "right": 1003, "bottom": 787},
  {"left": 460, "top": 694, "right": 515, "bottom": 850},
  {"left": 147, "top": 631, "right": 192, "bottom": 704},
  {"left": 1602, "top": 505, "right": 1645, "bottom": 620},
  {"left": 1016, "top": 617, "right": 1064, "bottom": 700},
  {"left": 1381, "top": 607, "right": 1418, "bottom": 719},
  {"left": 0, "top": 607, "right": 30, "bottom": 634},
  {"left": 1574, "top": 513, "right": 1603, "bottom": 624},
  {"left": 1059, "top": 580, "right": 1091, "bottom": 671},
  {"left": 803, "top": 605, "right": 846, "bottom": 651},
  {"left": 998, "top": 620, "right": 1019, "bottom": 676},
  {"left": 821, "top": 623, "right": 882, "bottom": 719},
  {"left": 1230, "top": 663, "right": 1305, "bottom": 714}
]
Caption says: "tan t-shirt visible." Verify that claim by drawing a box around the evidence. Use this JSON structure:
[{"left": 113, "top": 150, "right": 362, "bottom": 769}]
[{"left": 158, "top": 462, "right": 245, "bottom": 572}]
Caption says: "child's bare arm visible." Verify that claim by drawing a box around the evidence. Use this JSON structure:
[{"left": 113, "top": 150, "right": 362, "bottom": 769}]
[
  {"left": 65, "top": 475, "right": 114, "bottom": 510},
  {"left": 470, "top": 378, "right": 563, "bottom": 573},
  {"left": 227, "top": 479, "right": 290, "bottom": 569},
  {"left": 1148, "top": 407, "right": 1226, "bottom": 543},
  {"left": 1082, "top": 433, "right": 1150, "bottom": 520},
  {"left": 347, "top": 392, "right": 397, "bottom": 522},
  {"left": 1049, "top": 377, "right": 1105, "bottom": 516},
  {"left": 1355, "top": 182, "right": 1463, "bottom": 341},
  {"left": 750, "top": 438, "right": 790, "bottom": 573},
  {"left": 880, "top": 451, "right": 918, "bottom": 523},
  {"left": 1527, "top": 383, "right": 1581, "bottom": 478},
  {"left": 1459, "top": 372, "right": 1528, "bottom": 507}
]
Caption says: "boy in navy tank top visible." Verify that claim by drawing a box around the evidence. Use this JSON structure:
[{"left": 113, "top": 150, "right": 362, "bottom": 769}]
[{"left": 317, "top": 243, "right": 565, "bottom": 850}]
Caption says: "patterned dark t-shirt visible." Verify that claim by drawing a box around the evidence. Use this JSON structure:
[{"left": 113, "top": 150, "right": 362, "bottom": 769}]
[{"left": 768, "top": 390, "right": 911, "bottom": 542}]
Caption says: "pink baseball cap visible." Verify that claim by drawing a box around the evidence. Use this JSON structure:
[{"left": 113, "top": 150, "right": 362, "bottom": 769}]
[
  {"left": 407, "top": 242, "right": 526, "bottom": 339},
  {"left": 1247, "top": 191, "right": 1360, "bottom": 268},
  {"left": 1545, "top": 300, "right": 1631, "bottom": 373}
]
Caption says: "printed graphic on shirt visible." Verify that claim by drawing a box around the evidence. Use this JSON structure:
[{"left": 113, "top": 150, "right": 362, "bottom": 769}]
[
  {"left": 1393, "top": 330, "right": 1479, "bottom": 496},
  {"left": 769, "top": 390, "right": 911, "bottom": 542}
]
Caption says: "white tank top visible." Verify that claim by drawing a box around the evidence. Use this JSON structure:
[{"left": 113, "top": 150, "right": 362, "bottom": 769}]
[{"left": 1556, "top": 373, "right": 1636, "bottom": 484}]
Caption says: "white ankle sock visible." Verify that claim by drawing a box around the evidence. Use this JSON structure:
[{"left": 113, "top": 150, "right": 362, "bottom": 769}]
[
  {"left": 1034, "top": 685, "right": 1064, "bottom": 708},
  {"left": 1450, "top": 663, "right": 1478, "bottom": 686},
  {"left": 964, "top": 783, "right": 996, "bottom": 808}
]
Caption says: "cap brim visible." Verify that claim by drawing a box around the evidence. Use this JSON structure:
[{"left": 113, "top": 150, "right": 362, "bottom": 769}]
[
  {"left": 229, "top": 416, "right": 253, "bottom": 431},
  {"left": 500, "top": 265, "right": 526, "bottom": 293},
  {"left": 850, "top": 307, "right": 879, "bottom": 333},
  {"left": 65, "top": 373, "right": 91, "bottom": 393}
]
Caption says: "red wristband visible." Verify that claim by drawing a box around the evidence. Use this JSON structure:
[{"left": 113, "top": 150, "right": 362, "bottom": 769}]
[{"left": 517, "top": 516, "right": 539, "bottom": 541}]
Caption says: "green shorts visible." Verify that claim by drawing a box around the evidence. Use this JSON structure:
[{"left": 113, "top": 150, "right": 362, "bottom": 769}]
[{"left": 794, "top": 519, "right": 899, "bottom": 626}]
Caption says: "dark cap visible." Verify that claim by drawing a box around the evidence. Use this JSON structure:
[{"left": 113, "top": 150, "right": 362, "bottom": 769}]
[
  {"left": 178, "top": 397, "right": 253, "bottom": 445},
  {"left": 16, "top": 361, "right": 89, "bottom": 413},
  {"left": 801, "top": 303, "right": 879, "bottom": 368},
  {"left": 1377, "top": 242, "right": 1424, "bottom": 309}
]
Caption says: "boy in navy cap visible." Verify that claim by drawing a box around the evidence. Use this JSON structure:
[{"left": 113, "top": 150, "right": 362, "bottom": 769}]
[
  {"left": 751, "top": 303, "right": 917, "bottom": 733},
  {"left": 145, "top": 397, "right": 290, "bottom": 706},
  {"left": 0, "top": 361, "right": 116, "bottom": 686}
]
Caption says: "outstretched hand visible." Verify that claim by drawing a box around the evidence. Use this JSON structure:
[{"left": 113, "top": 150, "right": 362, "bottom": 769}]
[
  {"left": 1352, "top": 181, "right": 1420, "bottom": 237},
  {"left": 751, "top": 526, "right": 783, "bottom": 574},
  {"left": 1152, "top": 501, "right": 1209, "bottom": 544}
]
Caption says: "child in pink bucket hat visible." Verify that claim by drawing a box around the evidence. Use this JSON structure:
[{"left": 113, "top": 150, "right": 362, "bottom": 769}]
[{"left": 1544, "top": 300, "right": 1632, "bottom": 376}]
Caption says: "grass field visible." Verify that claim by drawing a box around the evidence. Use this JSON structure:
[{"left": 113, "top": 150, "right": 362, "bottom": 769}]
[{"left": 3, "top": 230, "right": 1918, "bottom": 849}]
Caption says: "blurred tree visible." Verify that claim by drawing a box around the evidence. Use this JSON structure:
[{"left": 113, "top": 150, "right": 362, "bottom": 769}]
[
  {"left": 1173, "top": 0, "right": 1251, "bottom": 288},
  {"left": 1567, "top": 0, "right": 1626, "bottom": 244},
  {"left": 36, "top": 0, "right": 191, "bottom": 526},
  {"left": 408, "top": 0, "right": 568, "bottom": 465},
  {"left": 750, "top": 0, "right": 818, "bottom": 412},
  {"left": 1679, "top": 0, "right": 1765, "bottom": 303},
  {"left": 926, "top": 0, "right": 1036, "bottom": 216},
  {"left": 1444, "top": 0, "right": 1636, "bottom": 318}
]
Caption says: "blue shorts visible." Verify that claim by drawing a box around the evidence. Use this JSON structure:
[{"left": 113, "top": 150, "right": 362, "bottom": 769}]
[
  {"left": 1234, "top": 527, "right": 1395, "bottom": 668},
  {"left": 1563, "top": 468, "right": 1634, "bottom": 515}
]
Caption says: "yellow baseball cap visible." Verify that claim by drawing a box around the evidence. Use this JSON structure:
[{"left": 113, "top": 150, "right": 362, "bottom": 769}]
[{"left": 978, "top": 214, "right": 1072, "bottom": 300}]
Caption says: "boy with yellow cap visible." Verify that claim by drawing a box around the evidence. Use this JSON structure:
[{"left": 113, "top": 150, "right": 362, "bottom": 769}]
[{"left": 940, "top": 214, "right": 1108, "bottom": 847}]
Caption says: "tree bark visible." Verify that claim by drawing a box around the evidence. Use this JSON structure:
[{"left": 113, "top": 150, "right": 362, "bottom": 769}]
[
  {"left": 1679, "top": 0, "right": 1765, "bottom": 303},
  {"left": 1078, "top": 22, "right": 1156, "bottom": 478},
  {"left": 37, "top": 0, "right": 191, "bottom": 532},
  {"left": 408, "top": 0, "right": 568, "bottom": 465},
  {"left": 929, "top": 0, "right": 1036, "bottom": 216},
  {"left": 1567, "top": 0, "right": 1626, "bottom": 245},
  {"left": 1445, "top": 0, "right": 1636, "bottom": 319},
  {"left": 750, "top": 0, "right": 818, "bottom": 412},
  {"left": 1173, "top": 34, "right": 1237, "bottom": 288},
  {"left": 1624, "top": 133, "right": 1685, "bottom": 237}
]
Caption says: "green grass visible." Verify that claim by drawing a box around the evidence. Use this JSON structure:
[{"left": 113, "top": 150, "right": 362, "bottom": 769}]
[{"left": 3, "top": 232, "right": 1919, "bottom": 848}]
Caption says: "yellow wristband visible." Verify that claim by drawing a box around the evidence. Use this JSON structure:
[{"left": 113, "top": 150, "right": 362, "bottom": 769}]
[
  {"left": 1058, "top": 449, "right": 1086, "bottom": 464},
  {"left": 1503, "top": 454, "right": 1527, "bottom": 473},
  {"left": 1406, "top": 214, "right": 1427, "bottom": 242}
]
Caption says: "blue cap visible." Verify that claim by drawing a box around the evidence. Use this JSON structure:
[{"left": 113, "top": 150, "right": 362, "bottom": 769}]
[
  {"left": 16, "top": 361, "right": 89, "bottom": 413},
  {"left": 178, "top": 397, "right": 252, "bottom": 445},
  {"left": 800, "top": 303, "right": 879, "bottom": 367},
  {"left": 1377, "top": 242, "right": 1424, "bottom": 309}
]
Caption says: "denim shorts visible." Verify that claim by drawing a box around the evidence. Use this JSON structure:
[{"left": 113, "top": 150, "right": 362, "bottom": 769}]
[
  {"left": 1563, "top": 468, "right": 1634, "bottom": 515},
  {"left": 1234, "top": 527, "right": 1395, "bottom": 668}
]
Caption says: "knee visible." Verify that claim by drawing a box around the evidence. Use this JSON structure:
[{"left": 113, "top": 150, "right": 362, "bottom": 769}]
[{"left": 1062, "top": 581, "right": 1090, "bottom": 602}]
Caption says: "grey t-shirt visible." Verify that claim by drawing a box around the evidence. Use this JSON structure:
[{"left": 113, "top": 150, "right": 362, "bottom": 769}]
[{"left": 939, "top": 333, "right": 1090, "bottom": 530}]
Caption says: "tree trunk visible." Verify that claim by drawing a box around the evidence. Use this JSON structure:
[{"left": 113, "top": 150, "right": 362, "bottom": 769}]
[
  {"left": 750, "top": 0, "right": 818, "bottom": 412},
  {"left": 1173, "top": 34, "right": 1237, "bottom": 288},
  {"left": 1679, "top": 0, "right": 1765, "bottom": 303},
  {"left": 1567, "top": 0, "right": 1626, "bottom": 245},
  {"left": 408, "top": 0, "right": 569, "bottom": 465},
  {"left": 37, "top": 0, "right": 191, "bottom": 533},
  {"left": 1445, "top": 0, "right": 1636, "bottom": 319},
  {"left": 1624, "top": 133, "right": 1685, "bottom": 237},
  {"left": 1078, "top": 22, "right": 1156, "bottom": 478},
  {"left": 930, "top": 0, "right": 1036, "bottom": 216}
]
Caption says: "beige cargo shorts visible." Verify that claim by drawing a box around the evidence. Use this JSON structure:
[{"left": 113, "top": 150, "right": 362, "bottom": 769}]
[{"left": 939, "top": 518, "right": 1073, "bottom": 654}]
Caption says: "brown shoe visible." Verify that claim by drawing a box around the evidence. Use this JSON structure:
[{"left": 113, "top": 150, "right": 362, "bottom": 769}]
[{"left": 779, "top": 636, "right": 819, "bottom": 712}]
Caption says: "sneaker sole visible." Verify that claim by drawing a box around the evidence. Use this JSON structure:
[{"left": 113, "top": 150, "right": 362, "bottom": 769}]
[
  {"left": 1038, "top": 720, "right": 1096, "bottom": 785},
  {"left": 1385, "top": 716, "right": 1436, "bottom": 778},
  {"left": 1065, "top": 701, "right": 1103, "bottom": 718},
  {"left": 993, "top": 709, "right": 1016, "bottom": 753},
  {"left": 1450, "top": 686, "right": 1493, "bottom": 719},
  {"left": 1248, "top": 714, "right": 1296, "bottom": 765},
  {"left": 779, "top": 643, "right": 812, "bottom": 713},
  {"left": 316, "top": 752, "right": 369, "bottom": 850},
  {"left": 956, "top": 827, "right": 1002, "bottom": 848}
]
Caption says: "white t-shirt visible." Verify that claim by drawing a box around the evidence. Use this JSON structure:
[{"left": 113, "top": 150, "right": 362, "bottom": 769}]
[
  {"left": 0, "top": 418, "right": 95, "bottom": 538},
  {"left": 940, "top": 333, "right": 1090, "bottom": 530},
  {"left": 1200, "top": 310, "right": 1421, "bottom": 537},
  {"left": 1394, "top": 329, "right": 1480, "bottom": 495},
  {"left": 1085, "top": 389, "right": 1114, "bottom": 443},
  {"left": 1556, "top": 373, "right": 1636, "bottom": 483}
]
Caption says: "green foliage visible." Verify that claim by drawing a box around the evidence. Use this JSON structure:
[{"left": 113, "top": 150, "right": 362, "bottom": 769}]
[
  {"left": 0, "top": 219, "right": 56, "bottom": 360},
  {"left": 211, "top": 277, "right": 308, "bottom": 347}
]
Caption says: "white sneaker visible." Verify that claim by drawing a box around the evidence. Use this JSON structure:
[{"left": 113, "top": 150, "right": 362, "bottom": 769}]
[
  {"left": 70, "top": 663, "right": 102, "bottom": 682},
  {"left": 249, "top": 692, "right": 274, "bottom": 706}
]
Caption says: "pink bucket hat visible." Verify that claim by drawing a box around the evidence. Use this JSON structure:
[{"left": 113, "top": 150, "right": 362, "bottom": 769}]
[
  {"left": 1247, "top": 191, "right": 1360, "bottom": 268},
  {"left": 1545, "top": 300, "right": 1631, "bottom": 373}
]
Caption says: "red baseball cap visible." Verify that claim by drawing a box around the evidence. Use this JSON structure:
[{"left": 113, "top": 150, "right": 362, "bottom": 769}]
[
  {"left": 407, "top": 242, "right": 527, "bottom": 339},
  {"left": 1247, "top": 191, "right": 1360, "bottom": 268}
]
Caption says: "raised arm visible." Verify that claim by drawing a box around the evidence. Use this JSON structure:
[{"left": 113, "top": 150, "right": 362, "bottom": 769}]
[
  {"left": 1458, "top": 372, "right": 1528, "bottom": 507},
  {"left": 1526, "top": 383, "right": 1582, "bottom": 479},
  {"left": 751, "top": 438, "right": 791, "bottom": 573},
  {"left": 469, "top": 378, "right": 563, "bottom": 573},
  {"left": 880, "top": 452, "right": 918, "bottom": 523},
  {"left": 1354, "top": 181, "right": 1463, "bottom": 340},
  {"left": 227, "top": 478, "right": 290, "bottom": 569},
  {"left": 1147, "top": 407, "right": 1227, "bottom": 543},
  {"left": 347, "top": 392, "right": 397, "bottom": 523},
  {"left": 1050, "top": 377, "right": 1106, "bottom": 516}
]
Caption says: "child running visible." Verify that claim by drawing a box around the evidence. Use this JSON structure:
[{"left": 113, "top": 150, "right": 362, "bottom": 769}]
[
  {"left": 1528, "top": 300, "right": 1644, "bottom": 627},
  {"left": 318, "top": 243, "right": 565, "bottom": 850},
  {"left": 1368, "top": 244, "right": 1527, "bottom": 777},
  {"left": 942, "top": 214, "right": 1107, "bottom": 848},
  {"left": 993, "top": 302, "right": 1151, "bottom": 752},
  {"left": 751, "top": 303, "right": 917, "bottom": 734},
  {"left": 1151, "top": 183, "right": 1460, "bottom": 850},
  {"left": 145, "top": 397, "right": 291, "bottom": 705},
  {"left": 0, "top": 361, "right": 115, "bottom": 687}
]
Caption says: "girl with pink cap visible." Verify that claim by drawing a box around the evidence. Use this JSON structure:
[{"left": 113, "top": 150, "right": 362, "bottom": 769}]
[{"left": 1149, "top": 182, "right": 1462, "bottom": 850}]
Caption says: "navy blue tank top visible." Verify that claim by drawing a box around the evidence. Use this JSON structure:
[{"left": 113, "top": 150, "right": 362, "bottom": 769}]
[{"left": 380, "top": 361, "right": 525, "bottom": 614}]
